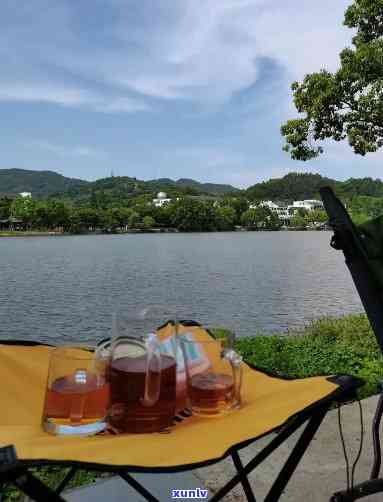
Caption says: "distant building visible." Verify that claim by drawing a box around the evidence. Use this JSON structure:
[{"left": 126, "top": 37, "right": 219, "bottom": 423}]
[
  {"left": 19, "top": 192, "right": 32, "bottom": 198},
  {"left": 152, "top": 192, "right": 172, "bottom": 207},
  {"left": 290, "top": 200, "right": 324, "bottom": 212},
  {"left": 248, "top": 199, "right": 324, "bottom": 223},
  {"left": 256, "top": 200, "right": 279, "bottom": 210},
  {"left": 250, "top": 200, "right": 291, "bottom": 221}
]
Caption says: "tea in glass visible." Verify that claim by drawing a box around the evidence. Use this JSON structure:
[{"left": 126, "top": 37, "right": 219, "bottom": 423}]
[
  {"left": 43, "top": 347, "right": 109, "bottom": 436},
  {"left": 181, "top": 336, "right": 242, "bottom": 416},
  {"left": 189, "top": 372, "right": 235, "bottom": 414},
  {"left": 108, "top": 334, "right": 177, "bottom": 433}
]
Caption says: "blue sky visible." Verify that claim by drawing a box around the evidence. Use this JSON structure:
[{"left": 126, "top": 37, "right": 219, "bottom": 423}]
[{"left": 0, "top": 0, "right": 381, "bottom": 188}]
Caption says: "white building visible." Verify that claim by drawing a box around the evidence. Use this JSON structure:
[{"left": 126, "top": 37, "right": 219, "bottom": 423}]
[
  {"left": 250, "top": 200, "right": 291, "bottom": 221},
  {"left": 248, "top": 199, "right": 324, "bottom": 222},
  {"left": 19, "top": 192, "right": 32, "bottom": 198},
  {"left": 258, "top": 200, "right": 279, "bottom": 210},
  {"left": 152, "top": 192, "right": 172, "bottom": 208},
  {"left": 290, "top": 200, "right": 324, "bottom": 212}
]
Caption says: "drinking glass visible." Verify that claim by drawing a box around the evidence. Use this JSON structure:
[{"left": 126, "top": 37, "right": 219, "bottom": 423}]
[
  {"left": 42, "top": 346, "right": 109, "bottom": 436},
  {"left": 180, "top": 336, "right": 242, "bottom": 416}
]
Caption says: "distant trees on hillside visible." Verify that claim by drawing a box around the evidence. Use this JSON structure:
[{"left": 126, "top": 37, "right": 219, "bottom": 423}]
[
  {"left": 241, "top": 206, "right": 282, "bottom": 230},
  {"left": 0, "top": 196, "right": 244, "bottom": 233},
  {"left": 245, "top": 173, "right": 335, "bottom": 201},
  {"left": 2, "top": 171, "right": 383, "bottom": 232}
]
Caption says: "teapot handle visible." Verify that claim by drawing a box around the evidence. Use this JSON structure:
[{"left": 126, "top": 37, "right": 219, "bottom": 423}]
[
  {"left": 223, "top": 349, "right": 243, "bottom": 406},
  {"left": 141, "top": 333, "right": 162, "bottom": 407}
]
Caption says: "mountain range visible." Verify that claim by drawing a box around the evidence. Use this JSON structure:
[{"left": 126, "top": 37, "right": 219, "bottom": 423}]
[
  {"left": 0, "top": 169, "right": 239, "bottom": 198},
  {"left": 1, "top": 168, "right": 383, "bottom": 202}
]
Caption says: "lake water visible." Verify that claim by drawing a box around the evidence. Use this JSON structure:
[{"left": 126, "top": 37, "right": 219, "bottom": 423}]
[{"left": 0, "top": 232, "right": 363, "bottom": 344}]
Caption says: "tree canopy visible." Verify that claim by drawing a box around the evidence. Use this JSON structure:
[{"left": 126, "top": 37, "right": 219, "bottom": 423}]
[{"left": 281, "top": 0, "right": 383, "bottom": 160}]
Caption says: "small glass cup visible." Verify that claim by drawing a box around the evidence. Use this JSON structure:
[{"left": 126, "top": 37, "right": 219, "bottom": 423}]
[
  {"left": 42, "top": 346, "right": 109, "bottom": 436},
  {"left": 180, "top": 336, "right": 242, "bottom": 416}
]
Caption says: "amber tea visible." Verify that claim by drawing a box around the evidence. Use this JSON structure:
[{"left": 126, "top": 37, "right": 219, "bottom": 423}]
[
  {"left": 42, "top": 346, "right": 109, "bottom": 436},
  {"left": 181, "top": 336, "right": 242, "bottom": 416},
  {"left": 189, "top": 373, "right": 234, "bottom": 415},
  {"left": 44, "top": 373, "right": 109, "bottom": 424},
  {"left": 108, "top": 353, "right": 176, "bottom": 433}
]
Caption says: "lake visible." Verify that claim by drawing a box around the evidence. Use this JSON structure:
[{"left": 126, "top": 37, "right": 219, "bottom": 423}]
[{"left": 0, "top": 232, "right": 362, "bottom": 344}]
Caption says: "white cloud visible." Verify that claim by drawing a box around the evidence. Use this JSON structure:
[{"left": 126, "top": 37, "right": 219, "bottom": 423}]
[
  {"left": 0, "top": 0, "right": 354, "bottom": 109},
  {"left": 23, "top": 140, "right": 104, "bottom": 158},
  {"left": 100, "top": 0, "right": 352, "bottom": 101},
  {"left": 0, "top": 83, "right": 148, "bottom": 113}
]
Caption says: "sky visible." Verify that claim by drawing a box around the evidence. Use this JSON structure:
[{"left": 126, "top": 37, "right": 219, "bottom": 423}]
[{"left": 0, "top": 0, "right": 381, "bottom": 188}]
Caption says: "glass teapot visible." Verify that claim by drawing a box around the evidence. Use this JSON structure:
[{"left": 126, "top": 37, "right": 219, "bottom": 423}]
[{"left": 106, "top": 310, "right": 177, "bottom": 433}]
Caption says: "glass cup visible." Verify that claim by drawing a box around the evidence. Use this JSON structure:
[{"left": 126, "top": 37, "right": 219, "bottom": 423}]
[
  {"left": 180, "top": 336, "right": 242, "bottom": 416},
  {"left": 42, "top": 346, "right": 109, "bottom": 436}
]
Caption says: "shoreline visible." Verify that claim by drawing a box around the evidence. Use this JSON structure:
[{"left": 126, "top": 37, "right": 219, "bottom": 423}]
[{"left": 0, "top": 227, "right": 330, "bottom": 237}]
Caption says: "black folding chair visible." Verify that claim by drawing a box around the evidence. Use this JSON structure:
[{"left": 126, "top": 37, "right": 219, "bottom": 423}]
[{"left": 320, "top": 186, "right": 383, "bottom": 501}]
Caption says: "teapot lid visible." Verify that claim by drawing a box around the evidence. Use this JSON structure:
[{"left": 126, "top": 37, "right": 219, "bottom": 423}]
[
  {"left": 113, "top": 342, "right": 146, "bottom": 359},
  {"left": 96, "top": 337, "right": 154, "bottom": 360}
]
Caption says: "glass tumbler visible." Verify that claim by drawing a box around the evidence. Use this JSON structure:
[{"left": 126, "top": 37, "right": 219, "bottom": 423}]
[{"left": 42, "top": 346, "right": 109, "bottom": 436}]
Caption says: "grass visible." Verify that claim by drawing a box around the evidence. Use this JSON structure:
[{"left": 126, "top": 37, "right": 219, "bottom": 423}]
[
  {"left": 216, "top": 313, "right": 383, "bottom": 400},
  {"left": 2, "top": 467, "right": 100, "bottom": 501},
  {"left": 0, "top": 231, "right": 58, "bottom": 237},
  {"left": 4, "top": 313, "right": 381, "bottom": 499}
]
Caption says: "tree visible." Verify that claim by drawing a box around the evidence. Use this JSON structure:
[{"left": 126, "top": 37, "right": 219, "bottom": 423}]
[
  {"left": 153, "top": 204, "right": 173, "bottom": 227},
  {"left": 290, "top": 214, "right": 307, "bottom": 229},
  {"left": 99, "top": 209, "right": 119, "bottom": 231},
  {"left": 32, "top": 202, "right": 50, "bottom": 229},
  {"left": 75, "top": 207, "right": 100, "bottom": 231},
  {"left": 241, "top": 206, "right": 281, "bottom": 230},
  {"left": 10, "top": 196, "right": 36, "bottom": 228},
  {"left": 128, "top": 211, "right": 141, "bottom": 229},
  {"left": 306, "top": 209, "right": 328, "bottom": 224},
  {"left": 142, "top": 215, "right": 156, "bottom": 229},
  {"left": 45, "top": 201, "right": 71, "bottom": 229},
  {"left": 171, "top": 198, "right": 217, "bottom": 231},
  {"left": 215, "top": 206, "right": 236, "bottom": 231},
  {"left": 0, "top": 197, "right": 12, "bottom": 219},
  {"left": 296, "top": 208, "right": 309, "bottom": 218},
  {"left": 223, "top": 196, "right": 249, "bottom": 224},
  {"left": 115, "top": 207, "right": 135, "bottom": 228},
  {"left": 281, "top": 0, "right": 383, "bottom": 160}
]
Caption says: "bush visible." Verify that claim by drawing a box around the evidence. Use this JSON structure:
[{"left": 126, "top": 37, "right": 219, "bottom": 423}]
[{"left": 234, "top": 314, "right": 382, "bottom": 399}]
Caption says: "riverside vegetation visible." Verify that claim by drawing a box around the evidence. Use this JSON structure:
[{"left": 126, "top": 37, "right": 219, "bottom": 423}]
[
  {"left": 213, "top": 314, "right": 382, "bottom": 400},
  {"left": 1, "top": 171, "right": 383, "bottom": 234},
  {"left": 4, "top": 313, "right": 381, "bottom": 500}
]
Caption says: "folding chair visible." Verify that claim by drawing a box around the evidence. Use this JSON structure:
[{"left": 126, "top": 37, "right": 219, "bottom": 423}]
[
  {"left": 0, "top": 329, "right": 361, "bottom": 500},
  {"left": 320, "top": 186, "right": 383, "bottom": 501}
]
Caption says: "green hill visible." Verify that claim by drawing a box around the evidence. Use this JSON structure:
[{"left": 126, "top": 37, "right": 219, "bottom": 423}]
[
  {"left": 245, "top": 173, "right": 335, "bottom": 201},
  {"left": 0, "top": 169, "right": 88, "bottom": 197},
  {"left": 246, "top": 172, "right": 383, "bottom": 201},
  {"left": 1, "top": 168, "right": 383, "bottom": 204},
  {"left": 174, "top": 178, "right": 239, "bottom": 195},
  {"left": 336, "top": 177, "right": 383, "bottom": 198},
  {"left": 0, "top": 169, "right": 238, "bottom": 199}
]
